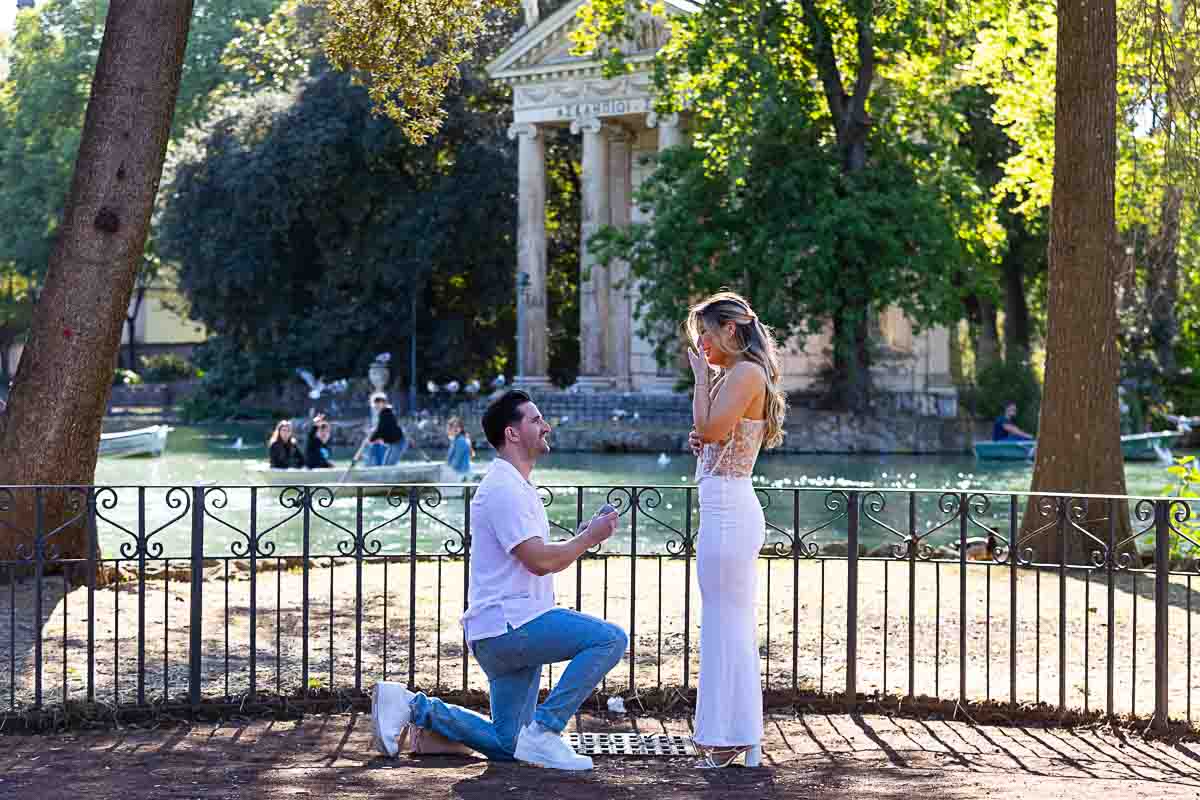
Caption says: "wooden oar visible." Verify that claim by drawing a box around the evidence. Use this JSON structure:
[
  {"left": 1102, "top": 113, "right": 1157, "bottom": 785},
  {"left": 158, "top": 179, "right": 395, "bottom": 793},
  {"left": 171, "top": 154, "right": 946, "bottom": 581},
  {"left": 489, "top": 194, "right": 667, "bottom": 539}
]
[{"left": 333, "top": 433, "right": 373, "bottom": 496}]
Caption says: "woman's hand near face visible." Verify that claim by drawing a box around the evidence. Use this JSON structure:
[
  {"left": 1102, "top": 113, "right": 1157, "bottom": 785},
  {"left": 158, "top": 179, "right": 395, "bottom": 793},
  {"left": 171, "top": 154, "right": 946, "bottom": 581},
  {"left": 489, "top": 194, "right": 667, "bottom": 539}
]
[{"left": 687, "top": 338, "right": 711, "bottom": 386}]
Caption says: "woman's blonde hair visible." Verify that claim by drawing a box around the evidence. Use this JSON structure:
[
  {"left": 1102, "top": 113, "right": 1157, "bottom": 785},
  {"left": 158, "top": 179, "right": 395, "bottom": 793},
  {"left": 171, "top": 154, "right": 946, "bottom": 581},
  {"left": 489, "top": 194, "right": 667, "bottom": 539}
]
[
  {"left": 684, "top": 291, "right": 787, "bottom": 449},
  {"left": 268, "top": 419, "right": 293, "bottom": 447}
]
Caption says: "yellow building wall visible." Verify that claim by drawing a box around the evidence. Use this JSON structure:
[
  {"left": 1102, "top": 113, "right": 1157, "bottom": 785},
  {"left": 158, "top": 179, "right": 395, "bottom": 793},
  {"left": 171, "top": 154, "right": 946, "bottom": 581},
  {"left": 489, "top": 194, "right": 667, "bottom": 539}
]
[{"left": 121, "top": 286, "right": 206, "bottom": 345}]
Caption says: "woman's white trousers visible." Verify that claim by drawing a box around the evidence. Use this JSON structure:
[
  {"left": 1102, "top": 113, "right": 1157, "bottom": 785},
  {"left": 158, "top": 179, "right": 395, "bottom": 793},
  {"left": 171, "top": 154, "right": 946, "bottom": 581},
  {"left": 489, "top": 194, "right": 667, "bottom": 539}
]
[{"left": 694, "top": 477, "right": 765, "bottom": 747}]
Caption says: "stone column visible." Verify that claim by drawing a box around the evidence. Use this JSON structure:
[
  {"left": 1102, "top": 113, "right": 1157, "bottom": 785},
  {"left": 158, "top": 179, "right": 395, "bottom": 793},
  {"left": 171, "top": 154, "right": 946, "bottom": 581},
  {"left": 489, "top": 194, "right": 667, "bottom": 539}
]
[
  {"left": 508, "top": 122, "right": 551, "bottom": 389},
  {"left": 647, "top": 111, "right": 683, "bottom": 151},
  {"left": 607, "top": 126, "right": 633, "bottom": 391},
  {"left": 572, "top": 115, "right": 613, "bottom": 390},
  {"left": 636, "top": 111, "right": 686, "bottom": 390}
]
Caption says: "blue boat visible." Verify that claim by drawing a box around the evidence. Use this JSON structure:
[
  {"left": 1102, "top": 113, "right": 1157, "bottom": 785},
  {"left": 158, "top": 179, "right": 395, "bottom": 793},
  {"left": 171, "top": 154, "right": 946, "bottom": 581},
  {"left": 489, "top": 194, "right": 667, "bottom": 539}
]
[
  {"left": 974, "top": 431, "right": 1182, "bottom": 462},
  {"left": 973, "top": 439, "right": 1036, "bottom": 461}
]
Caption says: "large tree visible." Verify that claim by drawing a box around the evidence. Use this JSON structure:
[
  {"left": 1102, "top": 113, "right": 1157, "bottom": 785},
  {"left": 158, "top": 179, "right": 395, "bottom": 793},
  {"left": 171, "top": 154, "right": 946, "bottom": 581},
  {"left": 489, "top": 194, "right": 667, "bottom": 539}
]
[
  {"left": 0, "top": 0, "right": 279, "bottom": 378},
  {"left": 969, "top": 0, "right": 1200, "bottom": 408},
  {"left": 158, "top": 64, "right": 521, "bottom": 407},
  {"left": 1020, "top": 0, "right": 1128, "bottom": 561},
  {"left": 576, "top": 0, "right": 1002, "bottom": 408},
  {"left": 160, "top": 1, "right": 586, "bottom": 403},
  {"left": 0, "top": 2, "right": 194, "bottom": 563}
]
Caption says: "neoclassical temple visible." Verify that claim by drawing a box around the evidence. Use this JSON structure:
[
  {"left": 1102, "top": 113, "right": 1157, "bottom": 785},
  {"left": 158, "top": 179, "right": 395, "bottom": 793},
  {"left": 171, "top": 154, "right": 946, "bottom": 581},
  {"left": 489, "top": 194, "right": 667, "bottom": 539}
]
[{"left": 488, "top": 0, "right": 955, "bottom": 403}]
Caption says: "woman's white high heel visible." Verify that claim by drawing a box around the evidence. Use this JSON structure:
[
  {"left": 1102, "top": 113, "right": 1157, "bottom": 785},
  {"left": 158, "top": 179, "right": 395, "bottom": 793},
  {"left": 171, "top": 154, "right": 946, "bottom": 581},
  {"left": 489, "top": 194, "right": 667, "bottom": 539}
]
[{"left": 698, "top": 743, "right": 763, "bottom": 768}]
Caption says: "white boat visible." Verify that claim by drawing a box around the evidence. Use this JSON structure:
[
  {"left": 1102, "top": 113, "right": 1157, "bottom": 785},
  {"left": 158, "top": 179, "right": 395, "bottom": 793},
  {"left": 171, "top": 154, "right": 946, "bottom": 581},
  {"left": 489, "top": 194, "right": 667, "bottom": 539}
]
[
  {"left": 98, "top": 425, "right": 170, "bottom": 458},
  {"left": 247, "top": 461, "right": 445, "bottom": 496}
]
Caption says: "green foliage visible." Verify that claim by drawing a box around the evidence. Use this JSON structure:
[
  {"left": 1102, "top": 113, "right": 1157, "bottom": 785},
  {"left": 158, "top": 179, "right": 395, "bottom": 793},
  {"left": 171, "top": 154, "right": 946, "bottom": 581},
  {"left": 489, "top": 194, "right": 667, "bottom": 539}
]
[
  {"left": 577, "top": 0, "right": 1002, "bottom": 407},
  {"left": 969, "top": 0, "right": 1200, "bottom": 394},
  {"left": 221, "top": 0, "right": 329, "bottom": 91},
  {"left": 0, "top": 0, "right": 281, "bottom": 274},
  {"left": 321, "top": 0, "right": 516, "bottom": 143},
  {"left": 137, "top": 354, "right": 198, "bottom": 383},
  {"left": 967, "top": 0, "right": 1200, "bottom": 220},
  {"left": 157, "top": 59, "right": 521, "bottom": 408},
  {"left": 0, "top": 0, "right": 281, "bottom": 350},
  {"left": 593, "top": 130, "right": 982, "bottom": 371},
  {"left": 0, "top": 0, "right": 102, "bottom": 280},
  {"left": 960, "top": 358, "right": 1041, "bottom": 434},
  {"left": 1160, "top": 456, "right": 1200, "bottom": 564},
  {"left": 112, "top": 369, "right": 142, "bottom": 387}
]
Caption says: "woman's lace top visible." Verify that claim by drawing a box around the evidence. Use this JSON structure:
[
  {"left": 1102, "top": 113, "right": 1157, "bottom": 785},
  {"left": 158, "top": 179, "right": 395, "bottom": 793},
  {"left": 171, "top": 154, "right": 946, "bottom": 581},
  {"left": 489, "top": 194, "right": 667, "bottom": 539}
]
[{"left": 695, "top": 418, "right": 766, "bottom": 480}]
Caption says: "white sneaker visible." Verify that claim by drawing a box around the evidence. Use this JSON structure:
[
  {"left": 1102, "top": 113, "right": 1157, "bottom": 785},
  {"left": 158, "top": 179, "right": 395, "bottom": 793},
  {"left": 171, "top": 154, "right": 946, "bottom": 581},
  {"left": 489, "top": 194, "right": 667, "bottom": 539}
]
[
  {"left": 514, "top": 723, "right": 593, "bottom": 770},
  {"left": 371, "top": 681, "right": 415, "bottom": 758}
]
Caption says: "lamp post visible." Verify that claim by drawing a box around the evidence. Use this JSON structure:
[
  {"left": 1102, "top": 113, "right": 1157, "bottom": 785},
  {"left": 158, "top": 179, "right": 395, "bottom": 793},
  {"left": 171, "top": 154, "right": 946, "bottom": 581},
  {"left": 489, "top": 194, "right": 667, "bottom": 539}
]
[{"left": 516, "top": 270, "right": 530, "bottom": 380}]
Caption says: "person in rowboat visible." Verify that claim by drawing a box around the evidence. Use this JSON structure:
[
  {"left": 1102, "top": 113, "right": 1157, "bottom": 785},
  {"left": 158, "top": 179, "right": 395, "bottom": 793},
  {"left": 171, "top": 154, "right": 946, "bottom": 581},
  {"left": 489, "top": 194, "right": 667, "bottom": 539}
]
[
  {"left": 445, "top": 416, "right": 474, "bottom": 478},
  {"left": 992, "top": 401, "right": 1033, "bottom": 441},
  {"left": 364, "top": 393, "right": 408, "bottom": 466},
  {"left": 267, "top": 420, "right": 305, "bottom": 468},
  {"left": 305, "top": 414, "right": 335, "bottom": 469}
]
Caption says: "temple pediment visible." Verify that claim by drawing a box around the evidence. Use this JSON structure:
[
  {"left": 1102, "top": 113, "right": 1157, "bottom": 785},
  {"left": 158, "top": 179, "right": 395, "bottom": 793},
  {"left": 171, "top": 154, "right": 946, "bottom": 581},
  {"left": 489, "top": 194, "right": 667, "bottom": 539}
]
[{"left": 487, "top": 0, "right": 701, "bottom": 83}]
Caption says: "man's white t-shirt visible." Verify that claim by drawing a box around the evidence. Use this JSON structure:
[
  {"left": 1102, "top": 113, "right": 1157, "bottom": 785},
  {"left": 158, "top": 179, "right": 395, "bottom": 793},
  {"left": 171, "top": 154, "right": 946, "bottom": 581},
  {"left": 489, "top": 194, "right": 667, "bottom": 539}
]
[{"left": 461, "top": 458, "right": 556, "bottom": 644}]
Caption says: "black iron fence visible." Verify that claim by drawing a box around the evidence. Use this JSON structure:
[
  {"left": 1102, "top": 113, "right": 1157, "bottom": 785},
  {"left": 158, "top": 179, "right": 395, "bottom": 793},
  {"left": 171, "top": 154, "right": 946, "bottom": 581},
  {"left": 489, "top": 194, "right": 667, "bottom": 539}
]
[{"left": 1, "top": 483, "right": 1199, "bottom": 727}]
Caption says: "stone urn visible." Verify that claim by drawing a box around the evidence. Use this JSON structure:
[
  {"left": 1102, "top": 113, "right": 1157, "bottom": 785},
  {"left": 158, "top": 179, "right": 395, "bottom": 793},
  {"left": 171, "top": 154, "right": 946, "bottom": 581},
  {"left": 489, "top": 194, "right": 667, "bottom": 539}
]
[{"left": 368, "top": 358, "right": 391, "bottom": 394}]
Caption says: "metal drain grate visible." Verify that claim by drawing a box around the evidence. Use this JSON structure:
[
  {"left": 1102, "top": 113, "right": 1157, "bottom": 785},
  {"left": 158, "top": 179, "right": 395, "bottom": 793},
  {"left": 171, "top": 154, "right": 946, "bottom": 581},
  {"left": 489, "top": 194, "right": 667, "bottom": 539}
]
[{"left": 566, "top": 733, "right": 697, "bottom": 757}]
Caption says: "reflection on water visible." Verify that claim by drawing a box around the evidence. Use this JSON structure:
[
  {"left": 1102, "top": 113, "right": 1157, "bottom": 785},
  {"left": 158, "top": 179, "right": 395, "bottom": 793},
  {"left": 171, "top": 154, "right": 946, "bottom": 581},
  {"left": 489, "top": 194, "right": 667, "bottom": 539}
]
[{"left": 87, "top": 425, "right": 1190, "bottom": 559}]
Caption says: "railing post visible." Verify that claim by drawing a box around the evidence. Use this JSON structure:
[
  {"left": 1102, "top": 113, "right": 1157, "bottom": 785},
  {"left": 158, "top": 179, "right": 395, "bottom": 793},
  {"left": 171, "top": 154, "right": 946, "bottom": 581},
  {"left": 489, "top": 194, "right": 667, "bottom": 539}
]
[
  {"left": 86, "top": 489, "right": 98, "bottom": 704},
  {"left": 189, "top": 486, "right": 205, "bottom": 709},
  {"left": 846, "top": 490, "right": 859, "bottom": 708},
  {"left": 1154, "top": 499, "right": 1170, "bottom": 729},
  {"left": 629, "top": 487, "right": 638, "bottom": 694},
  {"left": 33, "top": 488, "right": 44, "bottom": 709}
]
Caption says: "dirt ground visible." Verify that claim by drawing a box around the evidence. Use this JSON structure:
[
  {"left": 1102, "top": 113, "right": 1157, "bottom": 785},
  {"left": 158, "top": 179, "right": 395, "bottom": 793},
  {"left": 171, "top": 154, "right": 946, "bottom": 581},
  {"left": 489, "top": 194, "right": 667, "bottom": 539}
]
[
  {"left": 5, "top": 557, "right": 1199, "bottom": 720},
  {"left": 3, "top": 711, "right": 1200, "bottom": 800}
]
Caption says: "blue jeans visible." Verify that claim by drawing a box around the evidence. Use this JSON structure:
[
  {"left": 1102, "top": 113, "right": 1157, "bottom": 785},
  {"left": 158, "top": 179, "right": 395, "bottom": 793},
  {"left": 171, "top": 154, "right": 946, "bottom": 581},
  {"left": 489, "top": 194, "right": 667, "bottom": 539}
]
[
  {"left": 367, "top": 441, "right": 407, "bottom": 466},
  {"left": 408, "top": 609, "right": 627, "bottom": 760}
]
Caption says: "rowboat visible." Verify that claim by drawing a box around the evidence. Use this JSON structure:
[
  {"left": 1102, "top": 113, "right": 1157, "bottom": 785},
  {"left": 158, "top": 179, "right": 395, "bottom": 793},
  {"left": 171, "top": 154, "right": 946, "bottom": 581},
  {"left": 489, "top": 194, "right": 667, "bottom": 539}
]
[
  {"left": 246, "top": 462, "right": 485, "bottom": 496},
  {"left": 98, "top": 425, "right": 170, "bottom": 458},
  {"left": 972, "top": 439, "right": 1036, "bottom": 461},
  {"left": 1119, "top": 430, "right": 1183, "bottom": 461},
  {"left": 973, "top": 430, "right": 1183, "bottom": 462}
]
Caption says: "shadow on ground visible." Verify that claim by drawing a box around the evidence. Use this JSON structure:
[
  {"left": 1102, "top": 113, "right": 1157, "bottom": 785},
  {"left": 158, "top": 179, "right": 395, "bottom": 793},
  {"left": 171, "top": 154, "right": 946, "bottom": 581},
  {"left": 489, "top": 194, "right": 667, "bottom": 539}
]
[{"left": 3, "top": 711, "right": 1200, "bottom": 799}]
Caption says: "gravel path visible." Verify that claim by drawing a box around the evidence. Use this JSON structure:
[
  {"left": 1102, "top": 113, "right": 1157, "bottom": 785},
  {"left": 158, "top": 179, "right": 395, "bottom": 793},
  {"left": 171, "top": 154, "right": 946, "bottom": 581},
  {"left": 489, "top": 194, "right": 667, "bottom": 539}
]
[{"left": 2, "top": 557, "right": 1198, "bottom": 721}]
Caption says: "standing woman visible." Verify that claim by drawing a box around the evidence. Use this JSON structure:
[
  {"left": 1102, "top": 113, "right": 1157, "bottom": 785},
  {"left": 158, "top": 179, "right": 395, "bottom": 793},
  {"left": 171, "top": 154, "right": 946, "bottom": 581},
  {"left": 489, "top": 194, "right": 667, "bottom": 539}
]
[{"left": 686, "top": 292, "right": 787, "bottom": 768}]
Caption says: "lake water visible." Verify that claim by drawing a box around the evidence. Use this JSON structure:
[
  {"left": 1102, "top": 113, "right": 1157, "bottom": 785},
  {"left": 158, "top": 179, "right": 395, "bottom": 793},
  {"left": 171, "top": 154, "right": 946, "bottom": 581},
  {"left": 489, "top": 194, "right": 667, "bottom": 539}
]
[{"left": 86, "top": 425, "right": 1190, "bottom": 559}]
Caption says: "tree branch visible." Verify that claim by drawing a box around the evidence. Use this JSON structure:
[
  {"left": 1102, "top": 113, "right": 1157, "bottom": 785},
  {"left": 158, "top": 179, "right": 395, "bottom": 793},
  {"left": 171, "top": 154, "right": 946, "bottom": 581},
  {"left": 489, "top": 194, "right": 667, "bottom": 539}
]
[
  {"left": 849, "top": 0, "right": 875, "bottom": 126},
  {"left": 798, "top": 0, "right": 848, "bottom": 127}
]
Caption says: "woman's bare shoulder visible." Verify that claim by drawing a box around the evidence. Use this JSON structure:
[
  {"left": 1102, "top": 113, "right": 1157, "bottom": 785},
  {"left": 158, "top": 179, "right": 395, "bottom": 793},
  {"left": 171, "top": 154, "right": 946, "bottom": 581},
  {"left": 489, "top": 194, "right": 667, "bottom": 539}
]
[{"left": 729, "top": 360, "right": 768, "bottom": 386}]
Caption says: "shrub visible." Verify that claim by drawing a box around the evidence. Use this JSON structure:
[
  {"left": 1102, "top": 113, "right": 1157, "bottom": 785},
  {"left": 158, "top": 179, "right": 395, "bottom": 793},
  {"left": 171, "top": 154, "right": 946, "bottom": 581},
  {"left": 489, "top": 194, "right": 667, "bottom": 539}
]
[
  {"left": 962, "top": 358, "right": 1041, "bottom": 434},
  {"left": 113, "top": 368, "right": 142, "bottom": 387},
  {"left": 139, "top": 353, "right": 197, "bottom": 383}
]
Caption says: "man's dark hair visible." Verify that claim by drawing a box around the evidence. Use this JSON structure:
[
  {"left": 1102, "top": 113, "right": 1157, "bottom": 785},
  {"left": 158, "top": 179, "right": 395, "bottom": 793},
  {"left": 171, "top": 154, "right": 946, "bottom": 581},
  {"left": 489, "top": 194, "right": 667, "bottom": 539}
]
[{"left": 482, "top": 390, "right": 532, "bottom": 449}]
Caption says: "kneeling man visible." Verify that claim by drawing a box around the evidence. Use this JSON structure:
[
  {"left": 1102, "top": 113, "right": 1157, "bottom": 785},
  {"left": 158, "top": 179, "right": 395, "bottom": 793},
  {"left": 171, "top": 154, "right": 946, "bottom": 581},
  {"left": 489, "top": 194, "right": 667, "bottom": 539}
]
[{"left": 372, "top": 390, "right": 625, "bottom": 770}]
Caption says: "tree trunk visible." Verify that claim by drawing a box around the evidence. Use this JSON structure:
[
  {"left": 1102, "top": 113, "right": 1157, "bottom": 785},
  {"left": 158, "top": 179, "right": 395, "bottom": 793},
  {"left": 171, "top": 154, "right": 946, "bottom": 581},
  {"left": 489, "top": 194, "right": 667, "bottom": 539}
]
[
  {"left": 124, "top": 284, "right": 146, "bottom": 372},
  {"left": 948, "top": 320, "right": 967, "bottom": 387},
  {"left": 798, "top": 0, "right": 876, "bottom": 411},
  {"left": 1002, "top": 256, "right": 1032, "bottom": 360},
  {"left": 0, "top": 331, "right": 11, "bottom": 385},
  {"left": 1145, "top": 184, "right": 1182, "bottom": 375},
  {"left": 0, "top": 2, "right": 193, "bottom": 565},
  {"left": 1022, "top": 0, "right": 1131, "bottom": 564},
  {"left": 966, "top": 295, "right": 1000, "bottom": 374},
  {"left": 831, "top": 309, "right": 872, "bottom": 413}
]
